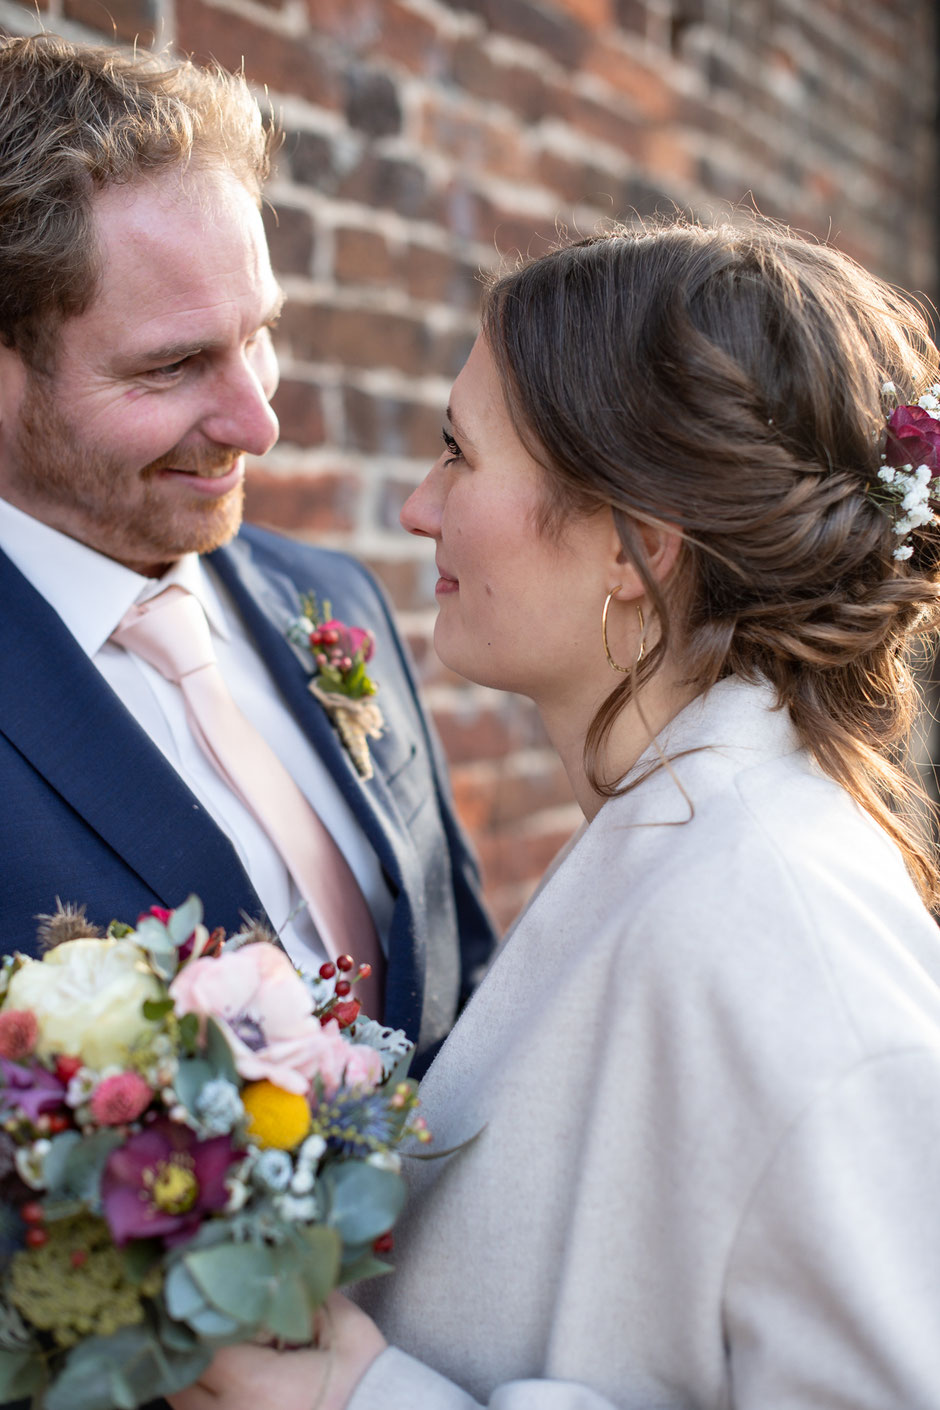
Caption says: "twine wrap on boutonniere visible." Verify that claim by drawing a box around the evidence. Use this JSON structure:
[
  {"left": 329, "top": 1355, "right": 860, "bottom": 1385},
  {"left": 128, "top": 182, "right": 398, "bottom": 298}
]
[{"left": 287, "top": 593, "right": 385, "bottom": 779}]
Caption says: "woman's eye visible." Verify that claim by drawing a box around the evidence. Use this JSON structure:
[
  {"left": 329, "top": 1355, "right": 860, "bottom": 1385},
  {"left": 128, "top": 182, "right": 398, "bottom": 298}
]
[{"left": 441, "top": 428, "right": 463, "bottom": 464}]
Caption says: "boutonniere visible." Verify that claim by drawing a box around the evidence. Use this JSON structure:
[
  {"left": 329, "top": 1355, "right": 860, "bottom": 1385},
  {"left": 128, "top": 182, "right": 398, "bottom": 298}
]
[{"left": 287, "top": 592, "right": 385, "bottom": 779}]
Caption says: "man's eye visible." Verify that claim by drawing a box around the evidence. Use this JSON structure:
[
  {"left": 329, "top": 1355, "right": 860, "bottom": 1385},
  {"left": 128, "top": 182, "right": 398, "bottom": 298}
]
[{"left": 147, "top": 358, "right": 190, "bottom": 379}]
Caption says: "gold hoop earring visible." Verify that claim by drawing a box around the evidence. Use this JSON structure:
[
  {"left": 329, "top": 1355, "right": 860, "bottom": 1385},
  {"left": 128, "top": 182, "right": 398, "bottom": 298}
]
[{"left": 601, "top": 588, "right": 645, "bottom": 674}]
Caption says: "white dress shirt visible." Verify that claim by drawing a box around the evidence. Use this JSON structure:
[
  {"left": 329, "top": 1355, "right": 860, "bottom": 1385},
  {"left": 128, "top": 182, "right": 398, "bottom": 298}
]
[{"left": 0, "top": 497, "right": 393, "bottom": 971}]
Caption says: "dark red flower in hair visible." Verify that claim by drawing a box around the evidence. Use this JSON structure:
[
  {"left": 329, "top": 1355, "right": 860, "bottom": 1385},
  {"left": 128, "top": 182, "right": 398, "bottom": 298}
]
[{"left": 884, "top": 404, "right": 940, "bottom": 475}]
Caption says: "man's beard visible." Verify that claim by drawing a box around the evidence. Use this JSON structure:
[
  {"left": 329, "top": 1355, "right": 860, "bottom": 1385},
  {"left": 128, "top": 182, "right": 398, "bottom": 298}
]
[{"left": 9, "top": 372, "right": 246, "bottom": 572}]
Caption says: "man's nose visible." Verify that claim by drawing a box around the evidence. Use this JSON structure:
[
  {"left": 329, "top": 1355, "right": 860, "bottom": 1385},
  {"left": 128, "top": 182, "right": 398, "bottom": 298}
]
[{"left": 201, "top": 360, "right": 280, "bottom": 457}]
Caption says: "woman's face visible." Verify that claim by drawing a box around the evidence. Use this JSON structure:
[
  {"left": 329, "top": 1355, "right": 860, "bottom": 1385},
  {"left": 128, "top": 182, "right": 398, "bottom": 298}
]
[{"left": 400, "top": 335, "right": 618, "bottom": 703}]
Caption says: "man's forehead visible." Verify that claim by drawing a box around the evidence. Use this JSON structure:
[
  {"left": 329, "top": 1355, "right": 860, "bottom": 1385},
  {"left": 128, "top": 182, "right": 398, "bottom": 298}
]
[{"left": 76, "top": 167, "right": 280, "bottom": 349}]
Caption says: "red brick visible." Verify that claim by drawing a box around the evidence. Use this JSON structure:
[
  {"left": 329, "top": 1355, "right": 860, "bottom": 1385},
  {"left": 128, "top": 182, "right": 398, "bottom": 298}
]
[
  {"left": 363, "top": 559, "right": 427, "bottom": 613},
  {"left": 280, "top": 303, "right": 432, "bottom": 375},
  {"left": 418, "top": 98, "right": 531, "bottom": 183},
  {"left": 476, "top": 822, "right": 577, "bottom": 893},
  {"left": 244, "top": 468, "right": 359, "bottom": 534},
  {"left": 334, "top": 227, "right": 394, "bottom": 285},
  {"left": 553, "top": 0, "right": 613, "bottom": 24},
  {"left": 451, "top": 756, "right": 575, "bottom": 830},
  {"left": 451, "top": 39, "right": 550, "bottom": 124},
  {"left": 403, "top": 244, "right": 483, "bottom": 308},
  {"left": 262, "top": 203, "right": 315, "bottom": 277},
  {"left": 431, "top": 697, "right": 548, "bottom": 765},
  {"left": 339, "top": 152, "right": 439, "bottom": 221},
  {"left": 583, "top": 42, "right": 678, "bottom": 123},
  {"left": 177, "top": 1, "right": 341, "bottom": 110},
  {"left": 270, "top": 379, "right": 326, "bottom": 446},
  {"left": 63, "top": 0, "right": 157, "bottom": 43},
  {"left": 565, "top": 91, "right": 646, "bottom": 159},
  {"left": 345, "top": 394, "right": 441, "bottom": 461}
]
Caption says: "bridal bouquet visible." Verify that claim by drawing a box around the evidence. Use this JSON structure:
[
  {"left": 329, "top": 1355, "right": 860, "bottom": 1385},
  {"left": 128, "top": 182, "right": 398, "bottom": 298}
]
[{"left": 0, "top": 898, "right": 426, "bottom": 1410}]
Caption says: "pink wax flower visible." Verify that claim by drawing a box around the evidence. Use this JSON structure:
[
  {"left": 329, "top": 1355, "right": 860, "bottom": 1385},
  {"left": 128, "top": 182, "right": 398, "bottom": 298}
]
[
  {"left": 0, "top": 1010, "right": 39, "bottom": 1061},
  {"left": 90, "top": 1071, "right": 153, "bottom": 1126},
  {"left": 169, "top": 943, "right": 353, "bottom": 1095}
]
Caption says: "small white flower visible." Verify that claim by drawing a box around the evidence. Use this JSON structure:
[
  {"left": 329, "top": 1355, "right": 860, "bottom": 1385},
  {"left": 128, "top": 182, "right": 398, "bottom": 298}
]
[
  {"left": 366, "top": 1150, "right": 402, "bottom": 1174},
  {"left": 224, "top": 1176, "right": 251, "bottom": 1213},
  {"left": 894, "top": 544, "right": 914, "bottom": 561},
  {"left": 298, "top": 1134, "right": 327, "bottom": 1166},
  {"left": 194, "top": 1078, "right": 244, "bottom": 1136},
  {"left": 290, "top": 1164, "right": 316, "bottom": 1195},
  {"left": 878, "top": 466, "right": 897, "bottom": 484},
  {"left": 882, "top": 381, "right": 897, "bottom": 396},
  {"left": 253, "top": 1148, "right": 293, "bottom": 1191},
  {"left": 65, "top": 1067, "right": 99, "bottom": 1108},
  {"left": 274, "top": 1192, "right": 319, "bottom": 1222},
  {"left": 15, "top": 1139, "right": 51, "bottom": 1190}
]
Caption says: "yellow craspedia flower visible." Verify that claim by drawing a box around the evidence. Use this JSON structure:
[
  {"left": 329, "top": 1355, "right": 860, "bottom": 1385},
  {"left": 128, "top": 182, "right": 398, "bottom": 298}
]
[{"left": 242, "top": 1080, "right": 311, "bottom": 1150}]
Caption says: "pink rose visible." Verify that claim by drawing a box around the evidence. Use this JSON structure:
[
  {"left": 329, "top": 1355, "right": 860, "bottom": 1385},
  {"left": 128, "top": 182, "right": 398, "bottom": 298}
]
[
  {"left": 320, "top": 620, "right": 375, "bottom": 664},
  {"left": 885, "top": 404, "right": 940, "bottom": 474},
  {"left": 169, "top": 944, "right": 352, "bottom": 1095}
]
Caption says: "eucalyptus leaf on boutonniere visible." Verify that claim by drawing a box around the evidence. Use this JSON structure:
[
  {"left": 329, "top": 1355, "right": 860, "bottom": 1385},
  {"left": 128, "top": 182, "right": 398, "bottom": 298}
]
[{"left": 286, "top": 592, "right": 385, "bottom": 779}]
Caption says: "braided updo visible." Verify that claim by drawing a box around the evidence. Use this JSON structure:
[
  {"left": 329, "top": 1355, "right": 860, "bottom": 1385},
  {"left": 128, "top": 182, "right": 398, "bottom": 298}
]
[{"left": 481, "top": 218, "right": 940, "bottom": 904}]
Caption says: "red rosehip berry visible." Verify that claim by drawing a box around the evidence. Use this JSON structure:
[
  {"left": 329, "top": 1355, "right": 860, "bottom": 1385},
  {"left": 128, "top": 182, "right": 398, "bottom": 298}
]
[
  {"left": 54, "top": 1055, "right": 83, "bottom": 1083},
  {"left": 47, "top": 1113, "right": 70, "bottom": 1134},
  {"left": 335, "top": 979, "right": 351, "bottom": 997},
  {"left": 373, "top": 1231, "right": 394, "bottom": 1255},
  {"left": 357, "top": 963, "right": 372, "bottom": 979},
  {"left": 20, "top": 1201, "right": 44, "bottom": 1225},
  {"left": 336, "top": 955, "right": 354, "bottom": 972},
  {"left": 24, "top": 1227, "right": 48, "bottom": 1249},
  {"left": 318, "top": 962, "right": 336, "bottom": 980}
]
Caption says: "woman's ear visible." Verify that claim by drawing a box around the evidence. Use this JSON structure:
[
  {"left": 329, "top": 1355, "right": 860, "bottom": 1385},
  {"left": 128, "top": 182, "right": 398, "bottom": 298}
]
[{"left": 606, "top": 513, "right": 683, "bottom": 600}]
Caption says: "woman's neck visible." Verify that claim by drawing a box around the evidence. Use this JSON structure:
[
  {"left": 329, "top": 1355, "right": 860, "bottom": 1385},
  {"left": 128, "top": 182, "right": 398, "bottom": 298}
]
[{"left": 536, "top": 665, "right": 700, "bottom": 821}]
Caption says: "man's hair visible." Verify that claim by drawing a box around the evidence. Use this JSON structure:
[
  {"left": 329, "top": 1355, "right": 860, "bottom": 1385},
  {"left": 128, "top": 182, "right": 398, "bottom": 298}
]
[{"left": 0, "top": 33, "right": 275, "bottom": 365}]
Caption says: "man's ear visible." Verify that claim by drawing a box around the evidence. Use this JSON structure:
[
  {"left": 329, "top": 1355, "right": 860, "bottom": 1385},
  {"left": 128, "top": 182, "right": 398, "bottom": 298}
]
[
  {"left": 0, "top": 342, "right": 27, "bottom": 430},
  {"left": 604, "top": 512, "right": 683, "bottom": 601}
]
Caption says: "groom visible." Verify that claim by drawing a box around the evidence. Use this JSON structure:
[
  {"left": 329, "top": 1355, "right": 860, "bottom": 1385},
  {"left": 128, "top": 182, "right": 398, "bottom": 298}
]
[{"left": 0, "top": 34, "right": 495, "bottom": 1069}]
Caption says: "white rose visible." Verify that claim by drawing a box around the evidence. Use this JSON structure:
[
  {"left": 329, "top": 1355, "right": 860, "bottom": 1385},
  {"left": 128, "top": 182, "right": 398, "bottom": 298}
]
[{"left": 5, "top": 938, "right": 164, "bottom": 1068}]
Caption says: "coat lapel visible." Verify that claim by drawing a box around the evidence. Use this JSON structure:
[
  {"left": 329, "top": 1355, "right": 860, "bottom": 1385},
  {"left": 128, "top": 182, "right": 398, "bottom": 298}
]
[
  {"left": 0, "top": 548, "right": 265, "bottom": 926},
  {"left": 208, "top": 539, "right": 413, "bottom": 906}
]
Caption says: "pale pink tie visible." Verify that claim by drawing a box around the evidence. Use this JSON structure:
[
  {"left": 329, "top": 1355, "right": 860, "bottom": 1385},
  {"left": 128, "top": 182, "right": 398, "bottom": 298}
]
[{"left": 112, "top": 586, "right": 383, "bottom": 1018}]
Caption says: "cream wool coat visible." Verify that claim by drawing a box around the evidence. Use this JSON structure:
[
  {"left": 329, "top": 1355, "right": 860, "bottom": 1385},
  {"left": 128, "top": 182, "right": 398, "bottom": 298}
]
[{"left": 352, "top": 677, "right": 940, "bottom": 1409}]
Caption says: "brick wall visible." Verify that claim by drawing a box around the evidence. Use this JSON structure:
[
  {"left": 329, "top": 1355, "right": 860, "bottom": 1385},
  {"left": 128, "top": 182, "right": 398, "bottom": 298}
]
[{"left": 1, "top": 0, "right": 937, "bottom": 927}]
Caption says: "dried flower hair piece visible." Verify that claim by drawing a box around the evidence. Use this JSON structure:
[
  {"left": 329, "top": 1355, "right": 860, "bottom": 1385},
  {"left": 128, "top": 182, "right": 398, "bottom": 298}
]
[{"left": 872, "top": 382, "right": 940, "bottom": 561}]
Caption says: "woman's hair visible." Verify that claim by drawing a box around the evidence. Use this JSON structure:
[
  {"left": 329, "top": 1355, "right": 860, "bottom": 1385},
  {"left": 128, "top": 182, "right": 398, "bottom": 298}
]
[
  {"left": 0, "top": 33, "right": 275, "bottom": 368},
  {"left": 481, "top": 217, "right": 940, "bottom": 906}
]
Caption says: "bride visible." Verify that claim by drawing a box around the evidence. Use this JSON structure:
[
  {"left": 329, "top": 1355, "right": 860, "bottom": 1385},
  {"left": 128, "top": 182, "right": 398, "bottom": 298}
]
[{"left": 172, "top": 217, "right": 940, "bottom": 1409}]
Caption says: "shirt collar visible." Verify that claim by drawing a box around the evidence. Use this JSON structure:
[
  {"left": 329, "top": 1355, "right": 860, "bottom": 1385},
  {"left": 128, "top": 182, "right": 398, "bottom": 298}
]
[{"left": 0, "top": 497, "right": 230, "bottom": 656}]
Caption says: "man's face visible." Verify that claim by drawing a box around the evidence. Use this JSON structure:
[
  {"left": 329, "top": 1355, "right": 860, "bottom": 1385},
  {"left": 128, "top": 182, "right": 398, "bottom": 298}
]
[{"left": 0, "top": 166, "right": 282, "bottom": 575}]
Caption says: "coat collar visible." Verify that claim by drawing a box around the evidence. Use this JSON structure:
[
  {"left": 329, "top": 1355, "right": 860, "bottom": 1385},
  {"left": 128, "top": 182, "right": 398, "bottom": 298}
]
[{"left": 0, "top": 545, "right": 267, "bottom": 926}]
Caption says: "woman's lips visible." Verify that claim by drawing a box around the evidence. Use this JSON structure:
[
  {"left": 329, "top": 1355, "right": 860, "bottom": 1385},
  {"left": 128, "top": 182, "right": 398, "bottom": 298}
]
[
  {"left": 159, "top": 459, "right": 244, "bottom": 497},
  {"left": 435, "top": 565, "right": 459, "bottom": 595}
]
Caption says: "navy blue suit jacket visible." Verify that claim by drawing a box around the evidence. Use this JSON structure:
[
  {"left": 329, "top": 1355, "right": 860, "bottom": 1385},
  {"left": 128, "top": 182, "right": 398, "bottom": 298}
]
[{"left": 0, "top": 523, "right": 496, "bottom": 1066}]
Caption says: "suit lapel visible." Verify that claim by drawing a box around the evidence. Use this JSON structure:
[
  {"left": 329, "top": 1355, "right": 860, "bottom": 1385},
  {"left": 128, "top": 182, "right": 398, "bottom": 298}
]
[
  {"left": 0, "top": 548, "right": 265, "bottom": 926},
  {"left": 208, "top": 540, "right": 412, "bottom": 903}
]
